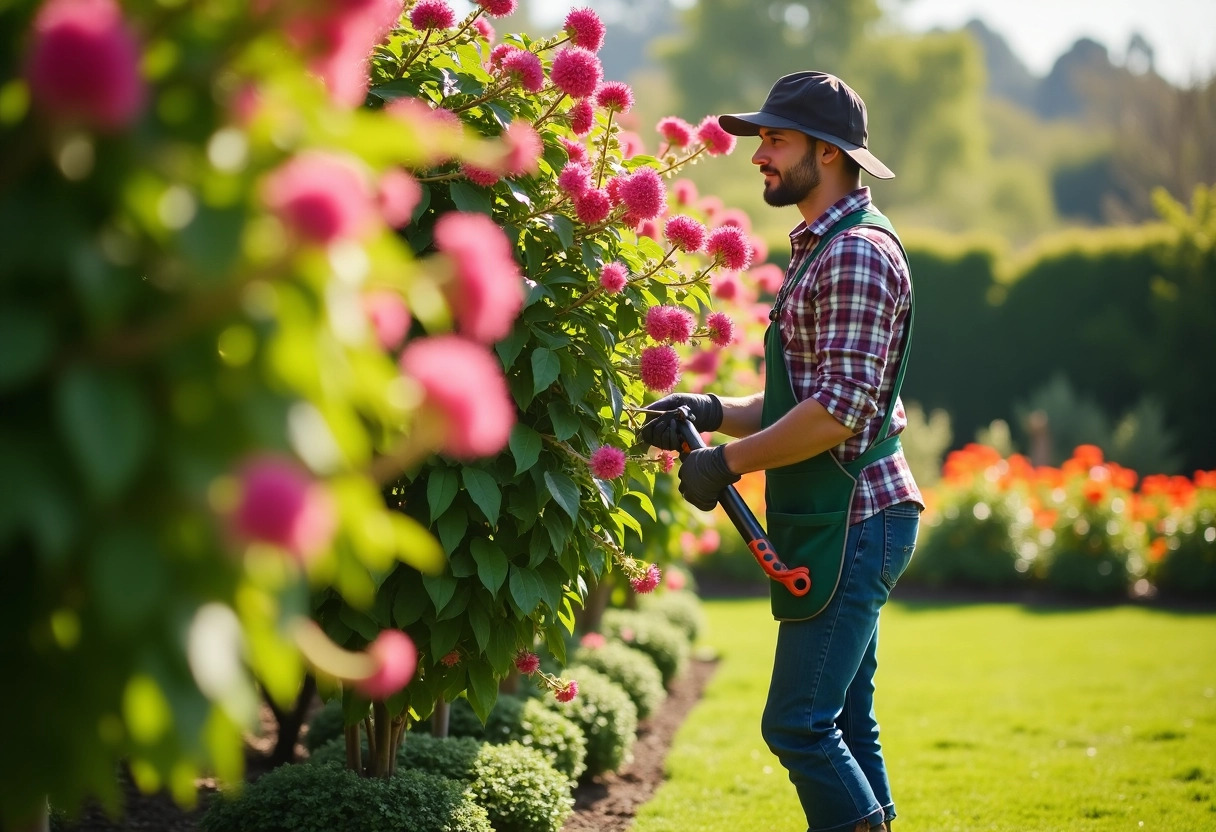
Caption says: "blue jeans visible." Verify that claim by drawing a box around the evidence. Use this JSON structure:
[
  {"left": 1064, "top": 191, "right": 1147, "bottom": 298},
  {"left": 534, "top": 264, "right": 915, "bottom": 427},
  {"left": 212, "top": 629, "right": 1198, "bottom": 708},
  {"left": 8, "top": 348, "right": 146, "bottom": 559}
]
[{"left": 762, "top": 502, "right": 920, "bottom": 832}]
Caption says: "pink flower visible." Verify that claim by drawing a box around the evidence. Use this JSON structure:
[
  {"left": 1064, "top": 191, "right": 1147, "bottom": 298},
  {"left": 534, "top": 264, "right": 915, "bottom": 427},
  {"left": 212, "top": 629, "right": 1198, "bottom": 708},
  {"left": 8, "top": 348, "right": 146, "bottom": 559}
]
[
  {"left": 706, "top": 225, "right": 753, "bottom": 271},
  {"left": 564, "top": 7, "right": 606, "bottom": 51},
  {"left": 749, "top": 235, "right": 769, "bottom": 265},
  {"left": 558, "top": 162, "right": 593, "bottom": 197},
  {"left": 617, "top": 167, "right": 666, "bottom": 222},
  {"left": 25, "top": 0, "right": 146, "bottom": 131},
  {"left": 631, "top": 564, "right": 661, "bottom": 594},
  {"left": 476, "top": 0, "right": 516, "bottom": 17},
  {"left": 672, "top": 179, "right": 698, "bottom": 206},
  {"left": 664, "top": 215, "right": 707, "bottom": 254},
  {"left": 357, "top": 630, "right": 418, "bottom": 699},
  {"left": 287, "top": 0, "right": 405, "bottom": 108},
  {"left": 568, "top": 98, "right": 595, "bottom": 135},
  {"left": 646, "top": 306, "right": 694, "bottom": 344},
  {"left": 514, "top": 651, "right": 541, "bottom": 674},
  {"left": 489, "top": 42, "right": 516, "bottom": 69},
  {"left": 656, "top": 116, "right": 694, "bottom": 149},
  {"left": 386, "top": 98, "right": 463, "bottom": 162},
  {"left": 698, "top": 528, "right": 721, "bottom": 554},
  {"left": 409, "top": 0, "right": 455, "bottom": 29},
  {"left": 645, "top": 305, "right": 673, "bottom": 342},
  {"left": 363, "top": 290, "right": 411, "bottom": 350},
  {"left": 600, "top": 262, "right": 628, "bottom": 293},
  {"left": 658, "top": 451, "right": 676, "bottom": 473},
  {"left": 716, "top": 208, "right": 751, "bottom": 232},
  {"left": 711, "top": 271, "right": 741, "bottom": 302},
  {"left": 580, "top": 632, "right": 606, "bottom": 649},
  {"left": 461, "top": 164, "right": 501, "bottom": 187},
  {"left": 555, "top": 679, "right": 579, "bottom": 703},
  {"left": 640, "top": 345, "right": 680, "bottom": 392},
  {"left": 595, "top": 81, "right": 634, "bottom": 113},
  {"left": 263, "top": 152, "right": 377, "bottom": 245},
  {"left": 561, "top": 137, "right": 589, "bottom": 165},
  {"left": 551, "top": 46, "right": 602, "bottom": 100},
  {"left": 502, "top": 120, "right": 542, "bottom": 177},
  {"left": 707, "top": 311, "right": 735, "bottom": 347},
  {"left": 590, "top": 446, "right": 627, "bottom": 480},
  {"left": 696, "top": 115, "right": 736, "bottom": 156},
  {"left": 686, "top": 349, "right": 720, "bottom": 376},
  {"left": 666, "top": 569, "right": 686, "bottom": 591},
  {"left": 574, "top": 188, "right": 611, "bottom": 225},
  {"left": 233, "top": 457, "right": 337, "bottom": 562},
  {"left": 433, "top": 212, "right": 524, "bottom": 343},
  {"left": 399, "top": 335, "right": 515, "bottom": 458},
  {"left": 752, "top": 262, "right": 785, "bottom": 294},
  {"left": 618, "top": 130, "right": 645, "bottom": 158},
  {"left": 440, "top": 650, "right": 461, "bottom": 667},
  {"left": 501, "top": 48, "right": 544, "bottom": 93},
  {"left": 378, "top": 169, "right": 422, "bottom": 228},
  {"left": 699, "top": 195, "right": 724, "bottom": 223},
  {"left": 473, "top": 17, "right": 495, "bottom": 40},
  {"left": 636, "top": 219, "right": 658, "bottom": 240}
]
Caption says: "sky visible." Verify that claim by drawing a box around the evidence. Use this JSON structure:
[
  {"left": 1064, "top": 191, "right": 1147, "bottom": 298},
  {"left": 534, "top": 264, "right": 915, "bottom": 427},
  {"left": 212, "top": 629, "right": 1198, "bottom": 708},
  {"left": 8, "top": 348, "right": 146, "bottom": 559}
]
[{"left": 519, "top": 0, "right": 1216, "bottom": 87}]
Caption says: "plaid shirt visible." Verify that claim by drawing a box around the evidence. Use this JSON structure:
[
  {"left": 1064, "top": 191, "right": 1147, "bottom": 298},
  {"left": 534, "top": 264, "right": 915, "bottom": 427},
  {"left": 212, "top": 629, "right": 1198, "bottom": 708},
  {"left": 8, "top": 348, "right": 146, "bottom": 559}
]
[{"left": 776, "top": 187, "right": 923, "bottom": 524}]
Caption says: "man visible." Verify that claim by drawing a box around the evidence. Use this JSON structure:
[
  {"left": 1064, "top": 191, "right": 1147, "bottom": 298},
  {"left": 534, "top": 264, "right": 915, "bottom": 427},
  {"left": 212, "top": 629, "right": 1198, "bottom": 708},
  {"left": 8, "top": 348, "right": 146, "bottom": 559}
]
[{"left": 642, "top": 71, "right": 922, "bottom": 832}]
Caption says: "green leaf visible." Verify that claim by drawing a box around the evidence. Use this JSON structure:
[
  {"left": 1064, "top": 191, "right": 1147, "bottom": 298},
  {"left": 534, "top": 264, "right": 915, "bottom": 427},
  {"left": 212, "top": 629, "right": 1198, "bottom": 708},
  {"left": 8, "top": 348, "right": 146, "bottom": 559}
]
[
  {"left": 544, "top": 470, "right": 580, "bottom": 520},
  {"left": 509, "top": 424, "right": 542, "bottom": 475},
  {"left": 470, "top": 537, "right": 508, "bottom": 595},
  {"left": 430, "top": 618, "right": 463, "bottom": 660},
  {"left": 627, "top": 491, "right": 658, "bottom": 522},
  {"left": 0, "top": 306, "right": 53, "bottom": 391},
  {"left": 436, "top": 506, "right": 467, "bottom": 555},
  {"left": 89, "top": 527, "right": 166, "bottom": 633},
  {"left": 467, "top": 663, "right": 498, "bottom": 724},
  {"left": 495, "top": 326, "right": 530, "bottom": 369},
  {"left": 422, "top": 574, "right": 458, "bottom": 612},
  {"left": 449, "top": 181, "right": 493, "bottom": 215},
  {"left": 609, "top": 380, "right": 625, "bottom": 424},
  {"left": 468, "top": 598, "right": 492, "bottom": 651},
  {"left": 448, "top": 550, "right": 477, "bottom": 578},
  {"left": 393, "top": 576, "right": 426, "bottom": 626},
  {"left": 531, "top": 348, "right": 560, "bottom": 394},
  {"left": 528, "top": 525, "right": 549, "bottom": 567},
  {"left": 338, "top": 606, "right": 380, "bottom": 641},
  {"left": 547, "top": 400, "right": 580, "bottom": 441},
  {"left": 544, "top": 624, "right": 567, "bottom": 666},
  {"left": 427, "top": 468, "right": 460, "bottom": 523},
  {"left": 461, "top": 468, "right": 501, "bottom": 526},
  {"left": 436, "top": 583, "right": 471, "bottom": 621},
  {"left": 508, "top": 567, "right": 546, "bottom": 615},
  {"left": 538, "top": 214, "right": 575, "bottom": 250},
  {"left": 56, "top": 366, "right": 153, "bottom": 501}
]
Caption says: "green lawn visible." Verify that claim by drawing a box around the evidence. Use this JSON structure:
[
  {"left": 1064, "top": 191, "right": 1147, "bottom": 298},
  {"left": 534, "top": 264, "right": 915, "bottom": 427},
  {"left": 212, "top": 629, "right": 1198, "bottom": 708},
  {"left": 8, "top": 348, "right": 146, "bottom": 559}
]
[{"left": 633, "top": 597, "right": 1216, "bottom": 832}]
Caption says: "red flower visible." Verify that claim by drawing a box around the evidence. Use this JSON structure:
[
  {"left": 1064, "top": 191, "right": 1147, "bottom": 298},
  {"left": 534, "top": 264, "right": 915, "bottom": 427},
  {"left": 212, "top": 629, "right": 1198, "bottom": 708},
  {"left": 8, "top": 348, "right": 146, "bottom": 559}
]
[
  {"left": 590, "top": 446, "right": 627, "bottom": 480},
  {"left": 657, "top": 116, "right": 694, "bottom": 149},
  {"left": 409, "top": 0, "right": 455, "bottom": 30},
  {"left": 432, "top": 211, "right": 524, "bottom": 344},
  {"left": 555, "top": 679, "right": 579, "bottom": 703},
  {"left": 233, "top": 458, "right": 337, "bottom": 563},
  {"left": 399, "top": 335, "right": 515, "bottom": 459},
  {"left": 440, "top": 650, "right": 461, "bottom": 667},
  {"left": 599, "top": 262, "right": 628, "bottom": 293},
  {"left": 501, "top": 48, "right": 544, "bottom": 93},
  {"left": 630, "top": 564, "right": 662, "bottom": 594},
  {"left": 569, "top": 98, "right": 595, "bottom": 135},
  {"left": 664, "top": 215, "right": 707, "bottom": 253},
  {"left": 263, "top": 152, "right": 377, "bottom": 244},
  {"left": 706, "top": 225, "right": 753, "bottom": 271},
  {"left": 514, "top": 651, "right": 541, "bottom": 674},
  {"left": 25, "top": 0, "right": 146, "bottom": 131},
  {"left": 564, "top": 7, "right": 606, "bottom": 51},
  {"left": 640, "top": 345, "right": 680, "bottom": 392},
  {"left": 595, "top": 81, "right": 634, "bottom": 113},
  {"left": 707, "top": 311, "right": 735, "bottom": 347},
  {"left": 357, "top": 630, "right": 418, "bottom": 699},
  {"left": 658, "top": 451, "right": 676, "bottom": 473},
  {"left": 574, "top": 188, "right": 612, "bottom": 225},
  {"left": 551, "top": 46, "right": 603, "bottom": 100},
  {"left": 476, "top": 0, "right": 516, "bottom": 17}
]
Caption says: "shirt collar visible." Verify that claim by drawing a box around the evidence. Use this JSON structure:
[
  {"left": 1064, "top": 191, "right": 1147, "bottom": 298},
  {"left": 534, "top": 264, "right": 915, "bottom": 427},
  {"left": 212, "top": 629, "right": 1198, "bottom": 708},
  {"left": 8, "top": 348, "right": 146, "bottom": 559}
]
[{"left": 788, "top": 187, "right": 873, "bottom": 244}]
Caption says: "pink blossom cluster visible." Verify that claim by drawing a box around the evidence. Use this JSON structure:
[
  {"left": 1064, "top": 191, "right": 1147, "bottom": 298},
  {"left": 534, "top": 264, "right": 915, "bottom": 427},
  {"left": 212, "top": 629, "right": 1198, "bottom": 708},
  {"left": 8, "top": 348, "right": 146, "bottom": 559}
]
[
  {"left": 432, "top": 211, "right": 524, "bottom": 344},
  {"left": 476, "top": 0, "right": 517, "bottom": 17},
  {"left": 558, "top": 162, "right": 593, "bottom": 197},
  {"left": 589, "top": 445, "right": 627, "bottom": 480},
  {"left": 25, "top": 0, "right": 146, "bottom": 131},
  {"left": 555, "top": 679, "right": 579, "bottom": 702},
  {"left": 658, "top": 450, "right": 676, "bottom": 473},
  {"left": 706, "top": 311, "right": 736, "bottom": 347},
  {"left": 568, "top": 98, "right": 595, "bottom": 135},
  {"left": 232, "top": 457, "right": 337, "bottom": 563},
  {"left": 285, "top": 0, "right": 406, "bottom": 107},
  {"left": 551, "top": 46, "right": 602, "bottom": 99},
  {"left": 646, "top": 306, "right": 695, "bottom": 344},
  {"left": 574, "top": 188, "right": 611, "bottom": 225},
  {"left": 696, "top": 116, "right": 736, "bottom": 156},
  {"left": 363, "top": 290, "right": 411, "bottom": 351},
  {"left": 514, "top": 651, "right": 541, "bottom": 674},
  {"left": 564, "top": 7, "right": 606, "bottom": 51},
  {"left": 639, "top": 345, "right": 680, "bottom": 392},
  {"left": 356, "top": 630, "right": 418, "bottom": 699},
  {"left": 500, "top": 48, "right": 544, "bottom": 93},
  {"left": 599, "top": 262, "right": 628, "bottom": 293},
  {"left": 706, "top": 225, "right": 753, "bottom": 272},
  {"left": 409, "top": 0, "right": 455, "bottom": 30},
  {"left": 630, "top": 564, "right": 662, "bottom": 594},
  {"left": 594, "top": 81, "right": 634, "bottom": 114},
  {"left": 615, "top": 167, "right": 666, "bottom": 224},
  {"left": 656, "top": 117, "right": 694, "bottom": 149},
  {"left": 263, "top": 151, "right": 378, "bottom": 245},
  {"left": 664, "top": 215, "right": 707, "bottom": 254}
]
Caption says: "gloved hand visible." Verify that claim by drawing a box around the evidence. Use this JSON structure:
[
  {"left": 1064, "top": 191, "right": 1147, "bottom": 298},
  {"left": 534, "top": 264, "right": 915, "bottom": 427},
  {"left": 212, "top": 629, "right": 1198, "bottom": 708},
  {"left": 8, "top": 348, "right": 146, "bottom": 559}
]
[
  {"left": 678, "top": 444, "right": 740, "bottom": 511},
  {"left": 639, "top": 393, "right": 723, "bottom": 451}
]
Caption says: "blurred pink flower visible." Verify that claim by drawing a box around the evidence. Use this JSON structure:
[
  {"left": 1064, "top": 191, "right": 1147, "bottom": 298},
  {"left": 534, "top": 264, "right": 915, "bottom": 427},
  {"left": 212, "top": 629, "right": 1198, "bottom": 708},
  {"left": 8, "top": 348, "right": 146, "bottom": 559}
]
[
  {"left": 599, "top": 261, "right": 628, "bottom": 293},
  {"left": 706, "top": 225, "right": 753, "bottom": 271},
  {"left": 555, "top": 679, "right": 579, "bottom": 702},
  {"left": 433, "top": 211, "right": 524, "bottom": 343},
  {"left": 696, "top": 116, "right": 736, "bottom": 155},
  {"left": 617, "top": 130, "right": 645, "bottom": 158},
  {"left": 461, "top": 164, "right": 501, "bottom": 187},
  {"left": 618, "top": 167, "right": 666, "bottom": 222},
  {"left": 233, "top": 457, "right": 337, "bottom": 562},
  {"left": 502, "top": 120, "right": 542, "bottom": 176},
  {"left": 752, "top": 263, "right": 785, "bottom": 294},
  {"left": 699, "top": 195, "right": 724, "bottom": 223},
  {"left": 558, "top": 162, "right": 593, "bottom": 197},
  {"left": 640, "top": 345, "right": 680, "bottom": 392},
  {"left": 501, "top": 48, "right": 544, "bottom": 93},
  {"left": 711, "top": 271, "right": 741, "bottom": 302},
  {"left": 749, "top": 235, "right": 769, "bottom": 264},
  {"left": 590, "top": 446, "right": 627, "bottom": 479},
  {"left": 440, "top": 650, "right": 461, "bottom": 667},
  {"left": 561, "top": 137, "right": 589, "bottom": 165},
  {"left": 698, "top": 528, "right": 721, "bottom": 554},
  {"left": 631, "top": 564, "right": 661, "bottom": 594},
  {"left": 356, "top": 630, "right": 418, "bottom": 699},
  {"left": 568, "top": 98, "right": 595, "bottom": 135},
  {"left": 664, "top": 215, "right": 707, "bottom": 253},
  {"left": 574, "top": 188, "right": 611, "bottom": 225},
  {"left": 564, "top": 7, "right": 606, "bottom": 51},
  {"left": 386, "top": 98, "right": 463, "bottom": 162},
  {"left": 716, "top": 208, "right": 751, "bottom": 232},
  {"left": 289, "top": 0, "right": 404, "bottom": 107},
  {"left": 671, "top": 179, "right": 698, "bottom": 206},
  {"left": 656, "top": 116, "right": 694, "bottom": 149},
  {"left": 686, "top": 349, "right": 721, "bottom": 376},
  {"left": 580, "top": 632, "right": 607, "bottom": 649},
  {"left": 263, "top": 152, "right": 377, "bottom": 245},
  {"left": 26, "top": 0, "right": 145, "bottom": 131},
  {"left": 665, "top": 569, "right": 686, "bottom": 591},
  {"left": 473, "top": 17, "right": 495, "bottom": 40},
  {"left": 476, "top": 0, "right": 516, "bottom": 16},
  {"left": 636, "top": 218, "right": 658, "bottom": 240},
  {"left": 409, "top": 0, "right": 455, "bottom": 29},
  {"left": 399, "top": 335, "right": 515, "bottom": 458},
  {"left": 378, "top": 169, "right": 422, "bottom": 228},
  {"left": 363, "top": 290, "right": 411, "bottom": 350},
  {"left": 646, "top": 305, "right": 694, "bottom": 344},
  {"left": 595, "top": 81, "right": 634, "bottom": 113},
  {"left": 514, "top": 651, "right": 541, "bottom": 674},
  {"left": 552, "top": 46, "right": 602, "bottom": 100},
  {"left": 707, "top": 311, "right": 735, "bottom": 347},
  {"left": 658, "top": 450, "right": 676, "bottom": 473}
]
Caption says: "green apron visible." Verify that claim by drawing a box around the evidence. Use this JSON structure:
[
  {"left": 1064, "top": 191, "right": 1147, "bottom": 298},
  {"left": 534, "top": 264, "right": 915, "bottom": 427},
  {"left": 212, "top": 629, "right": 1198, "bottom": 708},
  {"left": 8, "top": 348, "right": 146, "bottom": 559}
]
[{"left": 761, "top": 206, "right": 914, "bottom": 621}]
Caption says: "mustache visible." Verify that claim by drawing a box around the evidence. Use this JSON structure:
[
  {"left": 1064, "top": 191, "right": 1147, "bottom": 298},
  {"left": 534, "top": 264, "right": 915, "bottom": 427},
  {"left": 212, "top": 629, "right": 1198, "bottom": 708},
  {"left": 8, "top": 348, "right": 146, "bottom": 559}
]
[{"left": 760, "top": 167, "right": 779, "bottom": 176}]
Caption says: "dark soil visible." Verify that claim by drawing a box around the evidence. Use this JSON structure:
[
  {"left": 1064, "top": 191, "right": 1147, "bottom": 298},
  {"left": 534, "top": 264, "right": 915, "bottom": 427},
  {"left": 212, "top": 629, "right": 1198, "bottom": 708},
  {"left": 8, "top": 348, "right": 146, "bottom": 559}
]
[{"left": 57, "top": 657, "right": 719, "bottom": 832}]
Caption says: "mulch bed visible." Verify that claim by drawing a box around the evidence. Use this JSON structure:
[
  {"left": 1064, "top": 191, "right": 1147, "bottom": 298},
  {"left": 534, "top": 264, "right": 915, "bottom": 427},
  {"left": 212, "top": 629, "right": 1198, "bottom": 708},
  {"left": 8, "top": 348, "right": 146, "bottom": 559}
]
[{"left": 58, "top": 657, "right": 719, "bottom": 832}]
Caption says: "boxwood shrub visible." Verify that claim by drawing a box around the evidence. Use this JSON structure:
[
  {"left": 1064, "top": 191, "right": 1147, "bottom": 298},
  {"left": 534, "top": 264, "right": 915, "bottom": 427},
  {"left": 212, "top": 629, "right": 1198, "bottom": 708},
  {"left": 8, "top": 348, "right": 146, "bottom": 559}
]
[
  {"left": 302, "top": 699, "right": 348, "bottom": 753},
  {"left": 571, "top": 641, "right": 666, "bottom": 719},
  {"left": 201, "top": 762, "right": 490, "bottom": 832},
  {"left": 468, "top": 742, "right": 573, "bottom": 832},
  {"left": 601, "top": 609, "right": 690, "bottom": 687},
  {"left": 638, "top": 590, "right": 706, "bottom": 642},
  {"left": 544, "top": 666, "right": 637, "bottom": 776}
]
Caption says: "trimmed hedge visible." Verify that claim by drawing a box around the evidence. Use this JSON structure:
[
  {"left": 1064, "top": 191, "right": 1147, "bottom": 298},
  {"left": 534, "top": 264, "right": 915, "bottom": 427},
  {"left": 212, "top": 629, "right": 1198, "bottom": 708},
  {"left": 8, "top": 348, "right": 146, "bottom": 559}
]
[
  {"left": 638, "top": 589, "right": 706, "bottom": 642},
  {"left": 601, "top": 608, "right": 690, "bottom": 686},
  {"left": 544, "top": 666, "right": 637, "bottom": 777},
  {"left": 571, "top": 641, "right": 666, "bottom": 719}
]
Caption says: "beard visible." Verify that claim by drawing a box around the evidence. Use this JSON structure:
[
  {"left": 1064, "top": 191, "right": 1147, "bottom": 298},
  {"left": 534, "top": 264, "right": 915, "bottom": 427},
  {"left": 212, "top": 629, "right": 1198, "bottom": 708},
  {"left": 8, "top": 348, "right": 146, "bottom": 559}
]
[{"left": 761, "top": 150, "right": 821, "bottom": 207}]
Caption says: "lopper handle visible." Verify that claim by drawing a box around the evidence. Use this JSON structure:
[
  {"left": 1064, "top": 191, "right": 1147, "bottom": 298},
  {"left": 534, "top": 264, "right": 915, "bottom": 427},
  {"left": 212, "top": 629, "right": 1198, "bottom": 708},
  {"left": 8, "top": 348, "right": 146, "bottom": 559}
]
[{"left": 673, "top": 415, "right": 810, "bottom": 597}]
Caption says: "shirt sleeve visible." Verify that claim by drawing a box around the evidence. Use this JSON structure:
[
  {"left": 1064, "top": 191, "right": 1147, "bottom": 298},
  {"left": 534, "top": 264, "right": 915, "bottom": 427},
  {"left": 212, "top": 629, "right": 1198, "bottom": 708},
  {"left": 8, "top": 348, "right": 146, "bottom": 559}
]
[{"left": 803, "top": 231, "right": 903, "bottom": 433}]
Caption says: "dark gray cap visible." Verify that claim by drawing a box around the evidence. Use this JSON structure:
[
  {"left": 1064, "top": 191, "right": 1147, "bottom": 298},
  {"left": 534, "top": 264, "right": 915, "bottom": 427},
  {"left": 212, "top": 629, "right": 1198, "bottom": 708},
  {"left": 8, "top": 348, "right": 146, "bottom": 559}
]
[{"left": 718, "top": 71, "right": 894, "bottom": 180}]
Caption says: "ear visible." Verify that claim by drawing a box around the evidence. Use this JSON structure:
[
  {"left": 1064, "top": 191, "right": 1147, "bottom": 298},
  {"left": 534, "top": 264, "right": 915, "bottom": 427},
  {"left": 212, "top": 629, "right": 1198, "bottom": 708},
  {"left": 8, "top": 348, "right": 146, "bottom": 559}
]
[{"left": 819, "top": 142, "right": 844, "bottom": 167}]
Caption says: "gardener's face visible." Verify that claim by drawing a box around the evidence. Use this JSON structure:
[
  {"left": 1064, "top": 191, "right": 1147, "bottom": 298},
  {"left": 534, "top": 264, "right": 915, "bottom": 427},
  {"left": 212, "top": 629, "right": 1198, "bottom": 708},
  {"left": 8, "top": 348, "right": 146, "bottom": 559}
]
[{"left": 752, "top": 128, "right": 820, "bottom": 207}]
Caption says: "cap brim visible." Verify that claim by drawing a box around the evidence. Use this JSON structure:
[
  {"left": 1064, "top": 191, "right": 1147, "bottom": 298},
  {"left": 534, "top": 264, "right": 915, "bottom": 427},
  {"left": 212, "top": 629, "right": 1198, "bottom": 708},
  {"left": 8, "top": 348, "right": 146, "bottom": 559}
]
[{"left": 717, "top": 111, "right": 896, "bottom": 180}]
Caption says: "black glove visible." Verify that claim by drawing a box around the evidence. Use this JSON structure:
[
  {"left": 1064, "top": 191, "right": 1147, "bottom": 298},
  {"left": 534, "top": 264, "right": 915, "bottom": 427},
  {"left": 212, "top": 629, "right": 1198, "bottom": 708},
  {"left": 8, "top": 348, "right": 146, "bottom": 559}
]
[
  {"left": 678, "top": 444, "right": 740, "bottom": 511},
  {"left": 640, "top": 393, "right": 723, "bottom": 451}
]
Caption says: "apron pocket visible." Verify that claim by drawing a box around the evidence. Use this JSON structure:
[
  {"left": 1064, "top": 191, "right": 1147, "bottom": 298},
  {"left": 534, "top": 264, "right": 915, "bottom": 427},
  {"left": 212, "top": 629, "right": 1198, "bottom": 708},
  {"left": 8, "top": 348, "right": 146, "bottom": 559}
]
[{"left": 766, "top": 509, "right": 849, "bottom": 621}]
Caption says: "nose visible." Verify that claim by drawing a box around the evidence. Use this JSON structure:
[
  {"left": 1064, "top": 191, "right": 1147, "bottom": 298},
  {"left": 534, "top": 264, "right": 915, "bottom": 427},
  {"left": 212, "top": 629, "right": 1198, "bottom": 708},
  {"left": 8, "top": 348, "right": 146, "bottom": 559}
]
[{"left": 751, "top": 142, "right": 768, "bottom": 167}]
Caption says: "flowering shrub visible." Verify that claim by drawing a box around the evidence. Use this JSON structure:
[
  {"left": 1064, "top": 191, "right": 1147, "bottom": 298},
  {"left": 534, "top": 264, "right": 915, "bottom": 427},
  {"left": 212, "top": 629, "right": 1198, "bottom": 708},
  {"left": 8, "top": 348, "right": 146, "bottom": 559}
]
[{"left": 1143, "top": 472, "right": 1216, "bottom": 599}]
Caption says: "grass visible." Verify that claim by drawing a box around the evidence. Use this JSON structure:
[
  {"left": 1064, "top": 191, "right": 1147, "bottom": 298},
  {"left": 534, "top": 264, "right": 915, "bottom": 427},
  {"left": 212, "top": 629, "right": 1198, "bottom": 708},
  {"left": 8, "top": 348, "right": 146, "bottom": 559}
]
[{"left": 633, "top": 597, "right": 1216, "bottom": 832}]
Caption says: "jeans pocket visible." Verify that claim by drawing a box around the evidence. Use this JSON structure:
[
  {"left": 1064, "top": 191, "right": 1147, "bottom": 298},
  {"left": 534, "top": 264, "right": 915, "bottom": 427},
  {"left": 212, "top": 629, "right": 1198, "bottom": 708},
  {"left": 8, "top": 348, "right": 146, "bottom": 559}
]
[{"left": 881, "top": 504, "right": 920, "bottom": 589}]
